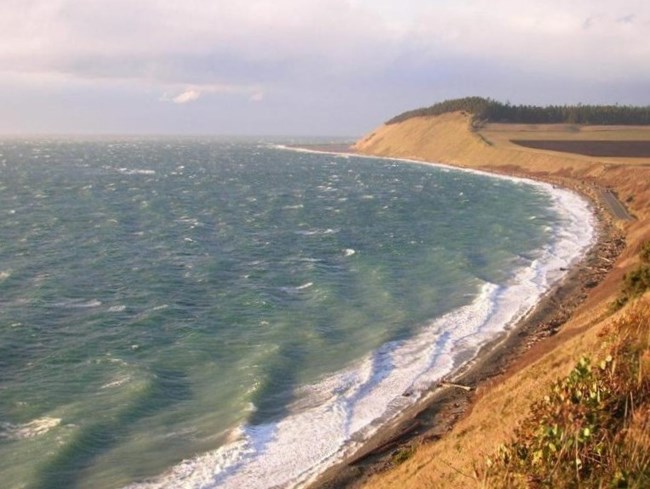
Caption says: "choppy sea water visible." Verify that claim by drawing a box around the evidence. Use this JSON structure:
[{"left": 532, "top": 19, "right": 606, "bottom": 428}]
[{"left": 0, "top": 138, "right": 594, "bottom": 489}]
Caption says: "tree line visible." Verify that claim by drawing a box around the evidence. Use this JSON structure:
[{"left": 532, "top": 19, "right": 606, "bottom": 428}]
[{"left": 386, "top": 97, "right": 650, "bottom": 126}]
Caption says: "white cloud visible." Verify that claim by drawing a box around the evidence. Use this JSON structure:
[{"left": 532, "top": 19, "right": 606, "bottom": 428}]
[
  {"left": 0, "top": 0, "right": 396, "bottom": 83},
  {"left": 0, "top": 0, "right": 649, "bottom": 134},
  {"left": 171, "top": 89, "right": 201, "bottom": 104},
  {"left": 407, "top": 0, "right": 650, "bottom": 80},
  {"left": 160, "top": 83, "right": 266, "bottom": 105},
  {"left": 1, "top": 0, "right": 648, "bottom": 90},
  {"left": 249, "top": 91, "right": 265, "bottom": 103}
]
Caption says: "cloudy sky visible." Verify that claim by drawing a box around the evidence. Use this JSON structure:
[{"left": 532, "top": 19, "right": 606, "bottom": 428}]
[{"left": 1, "top": 0, "right": 649, "bottom": 135}]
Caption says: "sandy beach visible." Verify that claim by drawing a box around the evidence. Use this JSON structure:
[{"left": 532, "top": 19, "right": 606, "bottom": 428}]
[{"left": 304, "top": 112, "right": 650, "bottom": 488}]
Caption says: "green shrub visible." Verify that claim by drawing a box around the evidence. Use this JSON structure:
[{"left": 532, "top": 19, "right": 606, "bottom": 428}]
[
  {"left": 392, "top": 445, "right": 416, "bottom": 465},
  {"left": 624, "top": 266, "right": 650, "bottom": 296}
]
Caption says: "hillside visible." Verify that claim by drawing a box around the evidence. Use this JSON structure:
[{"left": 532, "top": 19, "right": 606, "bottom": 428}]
[{"left": 341, "top": 111, "right": 650, "bottom": 488}]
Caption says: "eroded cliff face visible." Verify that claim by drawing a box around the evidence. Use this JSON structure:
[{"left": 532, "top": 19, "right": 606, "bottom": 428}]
[{"left": 354, "top": 112, "right": 487, "bottom": 164}]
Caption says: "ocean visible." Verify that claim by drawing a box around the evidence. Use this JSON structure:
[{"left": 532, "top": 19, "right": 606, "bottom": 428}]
[{"left": 0, "top": 137, "right": 594, "bottom": 488}]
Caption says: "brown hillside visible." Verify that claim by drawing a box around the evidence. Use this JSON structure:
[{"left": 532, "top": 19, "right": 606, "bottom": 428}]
[{"left": 348, "top": 112, "right": 650, "bottom": 489}]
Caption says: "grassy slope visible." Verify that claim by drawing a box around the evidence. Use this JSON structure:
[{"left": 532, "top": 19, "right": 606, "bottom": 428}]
[{"left": 353, "top": 112, "right": 650, "bottom": 488}]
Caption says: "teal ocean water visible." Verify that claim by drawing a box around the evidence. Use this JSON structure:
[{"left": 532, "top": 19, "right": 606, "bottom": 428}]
[{"left": 0, "top": 138, "right": 594, "bottom": 488}]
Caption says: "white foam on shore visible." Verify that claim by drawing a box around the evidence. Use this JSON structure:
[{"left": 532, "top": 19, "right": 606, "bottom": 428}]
[{"left": 125, "top": 153, "right": 596, "bottom": 489}]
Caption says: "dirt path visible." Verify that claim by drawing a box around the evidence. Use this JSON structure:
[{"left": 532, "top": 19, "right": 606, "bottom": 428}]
[{"left": 598, "top": 188, "right": 634, "bottom": 221}]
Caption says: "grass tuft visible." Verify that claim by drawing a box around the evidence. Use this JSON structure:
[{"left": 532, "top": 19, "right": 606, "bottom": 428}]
[
  {"left": 612, "top": 242, "right": 650, "bottom": 310},
  {"left": 640, "top": 242, "right": 650, "bottom": 265},
  {"left": 391, "top": 445, "right": 417, "bottom": 465}
]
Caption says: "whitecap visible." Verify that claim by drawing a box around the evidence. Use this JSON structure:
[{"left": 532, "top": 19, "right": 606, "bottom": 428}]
[
  {"left": 101, "top": 375, "right": 132, "bottom": 389},
  {"left": 175, "top": 216, "right": 202, "bottom": 228},
  {"left": 295, "top": 228, "right": 339, "bottom": 236},
  {"left": 108, "top": 305, "right": 127, "bottom": 313},
  {"left": 52, "top": 299, "right": 102, "bottom": 309},
  {"left": 280, "top": 282, "right": 314, "bottom": 294},
  {"left": 0, "top": 417, "right": 61, "bottom": 440},
  {"left": 117, "top": 168, "right": 156, "bottom": 175}
]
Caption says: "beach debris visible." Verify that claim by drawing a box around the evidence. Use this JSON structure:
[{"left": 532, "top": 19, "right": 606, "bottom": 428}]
[{"left": 439, "top": 381, "right": 473, "bottom": 392}]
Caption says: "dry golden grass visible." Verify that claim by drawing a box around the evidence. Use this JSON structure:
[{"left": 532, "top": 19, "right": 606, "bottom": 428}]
[{"left": 352, "top": 113, "right": 650, "bottom": 489}]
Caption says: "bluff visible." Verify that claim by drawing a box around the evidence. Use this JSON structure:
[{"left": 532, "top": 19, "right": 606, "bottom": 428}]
[{"left": 348, "top": 109, "right": 650, "bottom": 488}]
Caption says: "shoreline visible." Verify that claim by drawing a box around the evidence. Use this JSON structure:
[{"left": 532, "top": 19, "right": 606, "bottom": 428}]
[{"left": 301, "top": 144, "right": 625, "bottom": 489}]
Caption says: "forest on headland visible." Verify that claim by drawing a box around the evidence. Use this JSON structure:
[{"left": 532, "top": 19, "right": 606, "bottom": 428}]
[{"left": 387, "top": 96, "right": 650, "bottom": 126}]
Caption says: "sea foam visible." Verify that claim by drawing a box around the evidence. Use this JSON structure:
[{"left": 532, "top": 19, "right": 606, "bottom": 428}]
[{"left": 0, "top": 417, "right": 61, "bottom": 440}]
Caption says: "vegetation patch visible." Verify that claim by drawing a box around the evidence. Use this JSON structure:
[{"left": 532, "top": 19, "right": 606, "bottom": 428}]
[
  {"left": 391, "top": 445, "right": 417, "bottom": 465},
  {"left": 477, "top": 301, "right": 650, "bottom": 488}
]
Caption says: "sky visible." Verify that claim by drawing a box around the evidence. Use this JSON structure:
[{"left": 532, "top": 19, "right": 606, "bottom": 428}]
[{"left": 1, "top": 0, "right": 649, "bottom": 136}]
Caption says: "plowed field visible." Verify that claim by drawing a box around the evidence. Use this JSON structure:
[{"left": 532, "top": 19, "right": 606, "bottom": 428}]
[{"left": 511, "top": 140, "right": 650, "bottom": 157}]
